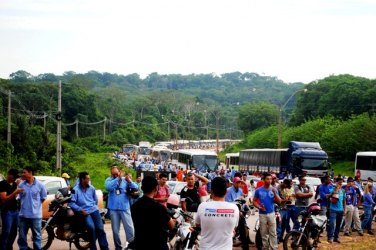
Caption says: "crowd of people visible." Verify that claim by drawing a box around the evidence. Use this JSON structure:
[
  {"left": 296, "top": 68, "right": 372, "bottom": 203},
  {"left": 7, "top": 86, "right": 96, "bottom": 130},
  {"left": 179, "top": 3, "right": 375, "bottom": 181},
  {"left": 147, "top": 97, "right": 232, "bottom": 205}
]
[{"left": 1, "top": 165, "right": 375, "bottom": 250}]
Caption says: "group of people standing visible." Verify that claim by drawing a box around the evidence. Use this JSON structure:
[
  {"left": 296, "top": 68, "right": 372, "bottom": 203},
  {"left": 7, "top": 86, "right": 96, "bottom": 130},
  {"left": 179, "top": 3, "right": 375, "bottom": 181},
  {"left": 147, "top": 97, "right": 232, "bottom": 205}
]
[
  {"left": 0, "top": 167, "right": 47, "bottom": 250},
  {"left": 1, "top": 165, "right": 375, "bottom": 250}
]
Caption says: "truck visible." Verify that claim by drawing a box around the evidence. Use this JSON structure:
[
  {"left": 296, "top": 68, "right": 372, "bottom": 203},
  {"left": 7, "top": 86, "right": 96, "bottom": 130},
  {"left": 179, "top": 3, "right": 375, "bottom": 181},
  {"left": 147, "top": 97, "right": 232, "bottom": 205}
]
[{"left": 239, "top": 141, "right": 329, "bottom": 176}]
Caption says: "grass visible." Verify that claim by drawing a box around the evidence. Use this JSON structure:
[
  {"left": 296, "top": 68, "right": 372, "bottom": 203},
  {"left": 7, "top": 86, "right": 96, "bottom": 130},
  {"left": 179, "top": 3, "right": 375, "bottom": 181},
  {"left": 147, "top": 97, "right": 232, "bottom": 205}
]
[
  {"left": 331, "top": 161, "right": 354, "bottom": 178},
  {"left": 67, "top": 152, "right": 135, "bottom": 191}
]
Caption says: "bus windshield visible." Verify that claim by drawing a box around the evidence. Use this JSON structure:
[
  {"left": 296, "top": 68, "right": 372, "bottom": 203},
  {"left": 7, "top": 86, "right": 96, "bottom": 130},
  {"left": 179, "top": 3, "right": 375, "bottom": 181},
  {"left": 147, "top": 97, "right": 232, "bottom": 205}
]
[
  {"left": 300, "top": 158, "right": 327, "bottom": 169},
  {"left": 123, "top": 146, "right": 136, "bottom": 154},
  {"left": 356, "top": 155, "right": 376, "bottom": 170},
  {"left": 160, "top": 151, "right": 172, "bottom": 161},
  {"left": 138, "top": 147, "right": 151, "bottom": 155},
  {"left": 192, "top": 155, "right": 218, "bottom": 171}
]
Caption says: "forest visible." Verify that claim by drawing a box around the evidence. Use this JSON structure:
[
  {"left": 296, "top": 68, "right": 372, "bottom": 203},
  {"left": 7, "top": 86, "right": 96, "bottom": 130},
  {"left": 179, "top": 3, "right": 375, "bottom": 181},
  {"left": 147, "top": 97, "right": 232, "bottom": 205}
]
[{"left": 0, "top": 70, "right": 375, "bottom": 175}]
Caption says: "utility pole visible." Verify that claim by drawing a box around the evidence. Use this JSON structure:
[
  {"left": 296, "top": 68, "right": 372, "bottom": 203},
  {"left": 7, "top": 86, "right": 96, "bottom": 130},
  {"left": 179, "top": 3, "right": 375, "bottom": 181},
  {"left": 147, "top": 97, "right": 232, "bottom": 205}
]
[
  {"left": 175, "top": 123, "right": 178, "bottom": 150},
  {"left": 277, "top": 107, "right": 282, "bottom": 148},
  {"left": 215, "top": 112, "right": 220, "bottom": 155},
  {"left": 103, "top": 117, "right": 107, "bottom": 142},
  {"left": 56, "top": 80, "right": 62, "bottom": 175},
  {"left": 7, "top": 90, "right": 11, "bottom": 144},
  {"left": 75, "top": 119, "right": 79, "bottom": 138},
  {"left": 43, "top": 112, "right": 47, "bottom": 131},
  {"left": 167, "top": 120, "right": 170, "bottom": 139}
]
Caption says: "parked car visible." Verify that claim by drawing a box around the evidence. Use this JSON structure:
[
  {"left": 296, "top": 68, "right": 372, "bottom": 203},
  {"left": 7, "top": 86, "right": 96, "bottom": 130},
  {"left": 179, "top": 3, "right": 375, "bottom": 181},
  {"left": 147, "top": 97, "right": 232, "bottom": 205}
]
[
  {"left": 167, "top": 181, "right": 187, "bottom": 195},
  {"left": 36, "top": 176, "right": 104, "bottom": 220},
  {"left": 293, "top": 176, "right": 321, "bottom": 191}
]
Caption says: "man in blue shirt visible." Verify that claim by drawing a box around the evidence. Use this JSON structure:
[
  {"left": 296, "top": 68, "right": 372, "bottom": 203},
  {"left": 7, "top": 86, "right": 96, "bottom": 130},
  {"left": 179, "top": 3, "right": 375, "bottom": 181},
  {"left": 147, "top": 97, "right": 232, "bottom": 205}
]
[
  {"left": 17, "top": 167, "right": 47, "bottom": 250},
  {"left": 69, "top": 172, "right": 109, "bottom": 250},
  {"left": 253, "top": 173, "right": 282, "bottom": 250},
  {"left": 319, "top": 175, "right": 333, "bottom": 216},
  {"left": 105, "top": 166, "right": 138, "bottom": 250},
  {"left": 342, "top": 177, "right": 363, "bottom": 236},
  {"left": 225, "top": 177, "right": 244, "bottom": 202},
  {"left": 327, "top": 177, "right": 346, "bottom": 244}
]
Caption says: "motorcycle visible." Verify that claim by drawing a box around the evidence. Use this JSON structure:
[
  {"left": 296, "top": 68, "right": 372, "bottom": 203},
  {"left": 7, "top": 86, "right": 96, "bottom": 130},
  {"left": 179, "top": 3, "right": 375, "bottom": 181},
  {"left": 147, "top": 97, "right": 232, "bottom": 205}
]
[
  {"left": 167, "top": 208, "right": 200, "bottom": 250},
  {"left": 233, "top": 198, "right": 253, "bottom": 249},
  {"left": 283, "top": 203, "right": 327, "bottom": 250},
  {"left": 254, "top": 204, "right": 281, "bottom": 250},
  {"left": 28, "top": 187, "right": 105, "bottom": 250},
  {"left": 166, "top": 194, "right": 200, "bottom": 250}
]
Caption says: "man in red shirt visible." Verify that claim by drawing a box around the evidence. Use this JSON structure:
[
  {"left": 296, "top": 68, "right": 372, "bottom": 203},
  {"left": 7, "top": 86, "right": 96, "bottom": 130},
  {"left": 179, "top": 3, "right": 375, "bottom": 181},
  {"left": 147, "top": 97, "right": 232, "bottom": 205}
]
[
  {"left": 256, "top": 175, "right": 265, "bottom": 189},
  {"left": 241, "top": 173, "right": 249, "bottom": 196}
]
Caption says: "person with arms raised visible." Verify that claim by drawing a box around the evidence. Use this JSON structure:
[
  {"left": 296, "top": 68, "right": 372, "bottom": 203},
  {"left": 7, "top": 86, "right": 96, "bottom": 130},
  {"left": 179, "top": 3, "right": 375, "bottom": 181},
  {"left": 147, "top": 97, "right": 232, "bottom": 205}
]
[{"left": 105, "top": 166, "right": 137, "bottom": 250}]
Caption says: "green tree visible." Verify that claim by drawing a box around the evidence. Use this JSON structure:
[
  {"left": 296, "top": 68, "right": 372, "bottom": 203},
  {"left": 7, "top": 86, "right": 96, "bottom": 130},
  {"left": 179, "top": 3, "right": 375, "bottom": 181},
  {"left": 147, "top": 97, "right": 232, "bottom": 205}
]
[{"left": 238, "top": 102, "right": 279, "bottom": 133}]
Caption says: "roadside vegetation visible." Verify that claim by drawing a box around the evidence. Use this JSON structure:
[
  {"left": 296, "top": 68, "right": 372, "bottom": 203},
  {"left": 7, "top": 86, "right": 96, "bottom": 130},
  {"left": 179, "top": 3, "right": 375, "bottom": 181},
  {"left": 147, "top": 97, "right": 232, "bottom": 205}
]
[{"left": 0, "top": 72, "right": 375, "bottom": 179}]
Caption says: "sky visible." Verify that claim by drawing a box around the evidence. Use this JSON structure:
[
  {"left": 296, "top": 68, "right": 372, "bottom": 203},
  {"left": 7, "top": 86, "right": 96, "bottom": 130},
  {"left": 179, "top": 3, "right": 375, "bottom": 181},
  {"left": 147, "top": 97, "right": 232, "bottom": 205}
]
[{"left": 1, "top": 0, "right": 376, "bottom": 83}]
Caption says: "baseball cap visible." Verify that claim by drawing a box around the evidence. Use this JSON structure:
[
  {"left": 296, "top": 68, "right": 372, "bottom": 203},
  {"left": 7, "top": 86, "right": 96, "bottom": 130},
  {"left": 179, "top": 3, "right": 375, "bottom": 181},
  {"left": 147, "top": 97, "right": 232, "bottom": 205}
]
[
  {"left": 233, "top": 177, "right": 243, "bottom": 183},
  {"left": 62, "top": 173, "right": 70, "bottom": 179}
]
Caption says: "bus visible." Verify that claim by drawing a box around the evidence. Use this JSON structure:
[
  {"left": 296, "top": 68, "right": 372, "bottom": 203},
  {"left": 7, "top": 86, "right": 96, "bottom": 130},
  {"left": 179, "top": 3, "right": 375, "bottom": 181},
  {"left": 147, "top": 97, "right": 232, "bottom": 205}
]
[
  {"left": 239, "top": 141, "right": 329, "bottom": 176},
  {"left": 122, "top": 144, "right": 139, "bottom": 156},
  {"left": 172, "top": 149, "right": 219, "bottom": 172},
  {"left": 138, "top": 146, "right": 152, "bottom": 156},
  {"left": 225, "top": 153, "right": 239, "bottom": 170},
  {"left": 151, "top": 146, "right": 173, "bottom": 162},
  {"left": 355, "top": 152, "right": 376, "bottom": 181}
]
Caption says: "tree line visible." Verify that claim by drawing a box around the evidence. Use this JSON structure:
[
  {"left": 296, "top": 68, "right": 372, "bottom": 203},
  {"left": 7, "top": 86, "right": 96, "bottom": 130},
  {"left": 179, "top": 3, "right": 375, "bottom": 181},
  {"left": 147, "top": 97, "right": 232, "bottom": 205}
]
[{"left": 0, "top": 71, "right": 374, "bottom": 173}]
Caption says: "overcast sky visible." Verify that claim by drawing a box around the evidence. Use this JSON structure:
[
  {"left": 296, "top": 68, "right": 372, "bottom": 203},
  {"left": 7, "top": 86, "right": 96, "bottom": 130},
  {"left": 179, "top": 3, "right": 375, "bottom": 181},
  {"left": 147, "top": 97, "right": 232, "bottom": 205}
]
[{"left": 1, "top": 0, "right": 375, "bottom": 83}]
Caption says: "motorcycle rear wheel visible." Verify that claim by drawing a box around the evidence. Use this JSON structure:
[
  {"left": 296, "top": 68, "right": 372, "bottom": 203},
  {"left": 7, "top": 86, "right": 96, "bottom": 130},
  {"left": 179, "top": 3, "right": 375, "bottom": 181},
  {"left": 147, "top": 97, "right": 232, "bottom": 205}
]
[
  {"left": 27, "top": 221, "right": 54, "bottom": 250},
  {"left": 74, "top": 232, "right": 90, "bottom": 250},
  {"left": 283, "top": 231, "right": 307, "bottom": 250}
]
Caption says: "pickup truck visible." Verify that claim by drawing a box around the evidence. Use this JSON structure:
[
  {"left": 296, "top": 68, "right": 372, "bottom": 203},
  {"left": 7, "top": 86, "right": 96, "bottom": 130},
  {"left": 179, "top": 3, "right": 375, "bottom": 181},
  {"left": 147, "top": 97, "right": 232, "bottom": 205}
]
[{"left": 36, "top": 176, "right": 104, "bottom": 220}]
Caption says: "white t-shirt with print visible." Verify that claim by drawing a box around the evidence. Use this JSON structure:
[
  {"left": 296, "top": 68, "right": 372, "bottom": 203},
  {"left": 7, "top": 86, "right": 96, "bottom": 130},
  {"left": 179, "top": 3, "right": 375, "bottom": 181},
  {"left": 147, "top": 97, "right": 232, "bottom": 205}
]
[{"left": 195, "top": 201, "right": 239, "bottom": 250}]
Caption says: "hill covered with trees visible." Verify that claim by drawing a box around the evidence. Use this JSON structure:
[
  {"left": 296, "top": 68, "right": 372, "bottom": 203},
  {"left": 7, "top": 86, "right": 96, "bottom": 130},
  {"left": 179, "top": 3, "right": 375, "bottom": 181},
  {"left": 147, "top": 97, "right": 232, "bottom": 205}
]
[{"left": 1, "top": 71, "right": 375, "bottom": 175}]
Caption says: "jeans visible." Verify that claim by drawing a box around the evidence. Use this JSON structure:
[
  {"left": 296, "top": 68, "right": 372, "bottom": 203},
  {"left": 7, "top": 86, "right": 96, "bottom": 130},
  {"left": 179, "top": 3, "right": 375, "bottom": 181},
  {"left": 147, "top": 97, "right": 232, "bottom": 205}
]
[
  {"left": 279, "top": 206, "right": 295, "bottom": 241},
  {"left": 1, "top": 210, "right": 19, "bottom": 250},
  {"left": 18, "top": 217, "right": 42, "bottom": 250},
  {"left": 259, "top": 213, "right": 278, "bottom": 250},
  {"left": 361, "top": 205, "right": 373, "bottom": 232},
  {"left": 293, "top": 206, "right": 306, "bottom": 230},
  {"left": 86, "top": 210, "right": 109, "bottom": 250},
  {"left": 110, "top": 209, "right": 134, "bottom": 250},
  {"left": 328, "top": 210, "right": 343, "bottom": 240},
  {"left": 344, "top": 205, "right": 362, "bottom": 233}
]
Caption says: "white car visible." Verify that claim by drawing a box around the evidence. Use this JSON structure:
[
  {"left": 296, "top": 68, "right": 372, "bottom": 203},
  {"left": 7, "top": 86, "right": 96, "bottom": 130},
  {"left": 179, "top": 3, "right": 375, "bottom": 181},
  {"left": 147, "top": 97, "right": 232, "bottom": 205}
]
[
  {"left": 35, "top": 176, "right": 104, "bottom": 219},
  {"left": 167, "top": 181, "right": 187, "bottom": 195},
  {"left": 293, "top": 176, "right": 321, "bottom": 191}
]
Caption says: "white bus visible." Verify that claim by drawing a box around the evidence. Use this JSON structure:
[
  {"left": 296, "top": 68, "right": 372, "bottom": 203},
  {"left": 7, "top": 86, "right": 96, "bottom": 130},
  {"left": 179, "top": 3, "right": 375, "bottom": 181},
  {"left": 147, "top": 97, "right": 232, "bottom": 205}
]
[
  {"left": 225, "top": 153, "right": 239, "bottom": 170},
  {"left": 122, "top": 144, "right": 139, "bottom": 156},
  {"left": 172, "top": 149, "right": 219, "bottom": 172},
  {"left": 355, "top": 152, "right": 376, "bottom": 181},
  {"left": 151, "top": 146, "right": 172, "bottom": 162}
]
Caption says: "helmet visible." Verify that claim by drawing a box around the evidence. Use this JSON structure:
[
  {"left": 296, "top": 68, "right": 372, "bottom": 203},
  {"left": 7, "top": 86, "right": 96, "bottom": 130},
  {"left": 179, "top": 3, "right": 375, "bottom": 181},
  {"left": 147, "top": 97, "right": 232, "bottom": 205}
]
[
  {"left": 62, "top": 173, "right": 70, "bottom": 179},
  {"left": 308, "top": 202, "right": 321, "bottom": 215},
  {"left": 167, "top": 194, "right": 180, "bottom": 209}
]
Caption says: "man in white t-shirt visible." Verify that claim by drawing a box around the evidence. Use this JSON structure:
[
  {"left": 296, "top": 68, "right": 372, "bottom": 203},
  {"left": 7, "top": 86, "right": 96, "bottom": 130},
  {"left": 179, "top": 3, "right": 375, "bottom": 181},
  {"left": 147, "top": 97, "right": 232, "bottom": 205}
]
[{"left": 196, "top": 177, "right": 240, "bottom": 250}]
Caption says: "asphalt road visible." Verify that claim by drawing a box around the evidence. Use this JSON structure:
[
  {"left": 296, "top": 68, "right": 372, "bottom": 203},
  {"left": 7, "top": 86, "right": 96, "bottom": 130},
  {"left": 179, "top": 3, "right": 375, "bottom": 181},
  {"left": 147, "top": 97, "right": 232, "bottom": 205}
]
[{"left": 13, "top": 215, "right": 260, "bottom": 250}]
